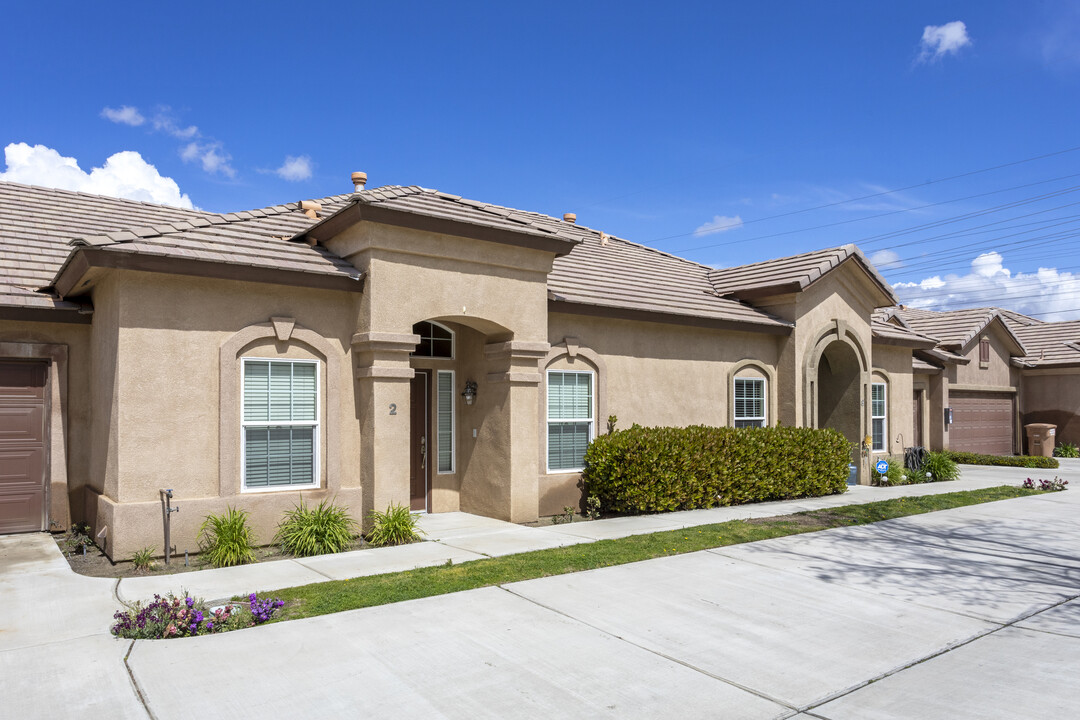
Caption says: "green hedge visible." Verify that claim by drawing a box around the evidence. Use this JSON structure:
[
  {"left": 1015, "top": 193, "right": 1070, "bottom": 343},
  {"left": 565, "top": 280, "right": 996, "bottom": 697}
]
[
  {"left": 942, "top": 451, "right": 1058, "bottom": 469},
  {"left": 583, "top": 425, "right": 850, "bottom": 514}
]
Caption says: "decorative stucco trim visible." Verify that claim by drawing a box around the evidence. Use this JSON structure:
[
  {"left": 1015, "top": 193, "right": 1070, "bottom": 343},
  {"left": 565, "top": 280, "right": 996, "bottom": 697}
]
[
  {"left": 727, "top": 359, "right": 778, "bottom": 428},
  {"left": 219, "top": 322, "right": 343, "bottom": 497},
  {"left": 0, "top": 341, "right": 70, "bottom": 530},
  {"left": 538, "top": 340, "right": 608, "bottom": 479}
]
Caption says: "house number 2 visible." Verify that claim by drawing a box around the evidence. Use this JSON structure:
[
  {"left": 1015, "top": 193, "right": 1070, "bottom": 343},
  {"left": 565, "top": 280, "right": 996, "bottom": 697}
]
[{"left": 389, "top": 403, "right": 397, "bottom": 416}]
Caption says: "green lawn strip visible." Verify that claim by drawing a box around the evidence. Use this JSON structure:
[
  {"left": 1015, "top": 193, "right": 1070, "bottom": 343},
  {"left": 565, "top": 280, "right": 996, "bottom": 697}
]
[{"left": 265, "top": 485, "right": 1037, "bottom": 622}]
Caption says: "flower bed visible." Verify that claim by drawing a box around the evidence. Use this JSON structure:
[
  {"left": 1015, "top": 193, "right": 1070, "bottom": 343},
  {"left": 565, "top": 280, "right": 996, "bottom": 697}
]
[{"left": 111, "top": 592, "right": 284, "bottom": 639}]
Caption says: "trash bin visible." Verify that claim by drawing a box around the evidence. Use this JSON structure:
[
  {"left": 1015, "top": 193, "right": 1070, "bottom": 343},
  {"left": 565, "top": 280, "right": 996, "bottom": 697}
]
[{"left": 1025, "top": 423, "right": 1057, "bottom": 457}]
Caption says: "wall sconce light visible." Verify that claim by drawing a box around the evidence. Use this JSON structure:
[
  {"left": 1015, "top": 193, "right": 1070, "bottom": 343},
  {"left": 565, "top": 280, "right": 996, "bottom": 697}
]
[{"left": 462, "top": 380, "right": 478, "bottom": 406}]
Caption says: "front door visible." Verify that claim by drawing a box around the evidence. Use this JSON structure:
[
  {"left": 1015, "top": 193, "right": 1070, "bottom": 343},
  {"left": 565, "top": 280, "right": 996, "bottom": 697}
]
[
  {"left": 0, "top": 361, "right": 47, "bottom": 534},
  {"left": 409, "top": 370, "right": 430, "bottom": 512}
]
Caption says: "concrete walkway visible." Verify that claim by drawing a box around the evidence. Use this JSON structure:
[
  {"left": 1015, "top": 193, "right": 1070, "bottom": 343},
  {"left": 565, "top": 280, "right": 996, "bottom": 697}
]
[
  {"left": 1, "top": 461, "right": 1078, "bottom": 719},
  {"left": 116, "top": 471, "right": 1027, "bottom": 604}
]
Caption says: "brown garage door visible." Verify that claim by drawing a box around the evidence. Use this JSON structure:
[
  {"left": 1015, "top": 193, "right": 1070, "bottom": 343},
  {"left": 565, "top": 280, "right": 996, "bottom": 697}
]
[
  {"left": 950, "top": 391, "right": 1014, "bottom": 456},
  {"left": 0, "top": 361, "right": 47, "bottom": 534}
]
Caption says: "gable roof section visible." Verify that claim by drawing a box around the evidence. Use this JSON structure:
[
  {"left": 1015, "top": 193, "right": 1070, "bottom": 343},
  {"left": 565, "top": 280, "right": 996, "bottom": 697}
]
[
  {"left": 894, "top": 306, "right": 1027, "bottom": 356},
  {"left": 298, "top": 185, "right": 582, "bottom": 257},
  {"left": 869, "top": 311, "right": 938, "bottom": 348},
  {"left": 1011, "top": 320, "right": 1080, "bottom": 367},
  {"left": 706, "top": 244, "right": 898, "bottom": 305}
]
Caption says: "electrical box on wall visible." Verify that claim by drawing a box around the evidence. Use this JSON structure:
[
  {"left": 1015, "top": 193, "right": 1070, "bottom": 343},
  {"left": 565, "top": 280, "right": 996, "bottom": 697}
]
[{"left": 944, "top": 407, "right": 953, "bottom": 426}]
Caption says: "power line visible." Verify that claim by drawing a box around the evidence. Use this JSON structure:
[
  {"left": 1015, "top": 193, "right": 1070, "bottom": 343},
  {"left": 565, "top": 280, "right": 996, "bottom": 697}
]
[{"left": 649, "top": 142, "right": 1080, "bottom": 245}]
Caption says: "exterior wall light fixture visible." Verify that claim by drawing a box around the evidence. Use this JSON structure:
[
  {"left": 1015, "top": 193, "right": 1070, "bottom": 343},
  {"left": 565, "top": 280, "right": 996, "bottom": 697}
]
[{"left": 462, "top": 380, "right": 478, "bottom": 406}]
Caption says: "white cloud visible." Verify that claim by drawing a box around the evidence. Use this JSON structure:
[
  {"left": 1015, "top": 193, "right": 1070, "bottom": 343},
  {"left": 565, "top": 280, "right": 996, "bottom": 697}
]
[
  {"left": 275, "top": 155, "right": 313, "bottom": 181},
  {"left": 100, "top": 105, "right": 145, "bottom": 127},
  {"left": 694, "top": 215, "right": 744, "bottom": 237},
  {"left": 152, "top": 108, "right": 199, "bottom": 140},
  {"left": 893, "top": 252, "right": 1080, "bottom": 321},
  {"left": 917, "top": 21, "right": 972, "bottom": 63},
  {"left": 0, "top": 142, "right": 193, "bottom": 208},
  {"left": 869, "top": 249, "right": 903, "bottom": 270},
  {"left": 179, "top": 141, "right": 235, "bottom": 178}
]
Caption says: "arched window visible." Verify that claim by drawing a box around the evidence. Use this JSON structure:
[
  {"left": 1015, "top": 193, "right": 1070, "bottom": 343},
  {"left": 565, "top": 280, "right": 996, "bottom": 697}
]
[{"left": 411, "top": 321, "right": 454, "bottom": 358}]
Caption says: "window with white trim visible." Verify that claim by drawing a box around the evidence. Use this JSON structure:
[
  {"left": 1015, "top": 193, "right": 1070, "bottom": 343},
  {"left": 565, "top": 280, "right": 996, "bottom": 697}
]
[
  {"left": 871, "top": 382, "right": 887, "bottom": 452},
  {"left": 242, "top": 359, "right": 319, "bottom": 489},
  {"left": 734, "top": 377, "right": 766, "bottom": 428},
  {"left": 436, "top": 370, "right": 454, "bottom": 474},
  {"left": 547, "top": 370, "right": 594, "bottom": 472}
]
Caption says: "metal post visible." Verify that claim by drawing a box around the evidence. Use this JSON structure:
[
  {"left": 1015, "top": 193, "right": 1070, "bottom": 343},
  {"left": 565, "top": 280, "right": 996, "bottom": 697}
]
[{"left": 159, "top": 489, "right": 178, "bottom": 565}]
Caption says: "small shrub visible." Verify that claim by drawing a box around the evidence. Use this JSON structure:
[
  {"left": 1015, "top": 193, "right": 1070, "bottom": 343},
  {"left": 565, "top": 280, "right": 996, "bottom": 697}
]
[
  {"left": 1022, "top": 476, "right": 1069, "bottom": 492},
  {"left": 274, "top": 499, "right": 359, "bottom": 557},
  {"left": 110, "top": 591, "right": 283, "bottom": 639},
  {"left": 131, "top": 546, "right": 157, "bottom": 572},
  {"left": 584, "top": 424, "right": 850, "bottom": 514},
  {"left": 904, "top": 464, "right": 930, "bottom": 484},
  {"left": 367, "top": 503, "right": 424, "bottom": 547},
  {"left": 943, "top": 451, "right": 1058, "bottom": 469},
  {"left": 584, "top": 495, "right": 602, "bottom": 520},
  {"left": 57, "top": 522, "right": 95, "bottom": 556},
  {"left": 1054, "top": 443, "right": 1079, "bottom": 459},
  {"left": 198, "top": 507, "right": 256, "bottom": 568},
  {"left": 922, "top": 452, "right": 960, "bottom": 482}
]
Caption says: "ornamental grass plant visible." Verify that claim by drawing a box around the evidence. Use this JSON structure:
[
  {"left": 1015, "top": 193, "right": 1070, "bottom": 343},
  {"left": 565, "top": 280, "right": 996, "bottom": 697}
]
[
  {"left": 367, "top": 503, "right": 424, "bottom": 547},
  {"left": 274, "top": 499, "right": 359, "bottom": 557},
  {"left": 198, "top": 506, "right": 256, "bottom": 568}
]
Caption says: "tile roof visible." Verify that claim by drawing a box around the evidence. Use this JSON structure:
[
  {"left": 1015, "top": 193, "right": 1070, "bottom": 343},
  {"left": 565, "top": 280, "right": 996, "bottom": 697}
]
[
  {"left": 344, "top": 186, "right": 792, "bottom": 330},
  {"left": 0, "top": 181, "right": 363, "bottom": 310},
  {"left": 707, "top": 244, "right": 898, "bottom": 304},
  {"left": 870, "top": 315, "right": 938, "bottom": 346},
  {"left": 1011, "top": 321, "right": 1080, "bottom": 367},
  {"left": 894, "top": 306, "right": 1026, "bottom": 353}
]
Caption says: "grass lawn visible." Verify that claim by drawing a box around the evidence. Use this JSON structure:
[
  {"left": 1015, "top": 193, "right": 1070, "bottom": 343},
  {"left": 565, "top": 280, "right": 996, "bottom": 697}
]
[{"left": 266, "top": 486, "right": 1038, "bottom": 622}]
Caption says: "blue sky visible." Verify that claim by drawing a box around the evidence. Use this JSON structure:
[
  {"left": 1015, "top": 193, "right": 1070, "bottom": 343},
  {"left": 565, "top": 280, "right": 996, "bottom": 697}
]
[{"left": 2, "top": 1, "right": 1079, "bottom": 318}]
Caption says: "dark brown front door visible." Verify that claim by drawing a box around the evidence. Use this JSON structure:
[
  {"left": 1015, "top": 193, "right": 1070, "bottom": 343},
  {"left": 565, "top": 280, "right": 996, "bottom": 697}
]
[
  {"left": 0, "top": 361, "right": 47, "bottom": 534},
  {"left": 409, "top": 370, "right": 430, "bottom": 512},
  {"left": 913, "top": 390, "right": 924, "bottom": 448}
]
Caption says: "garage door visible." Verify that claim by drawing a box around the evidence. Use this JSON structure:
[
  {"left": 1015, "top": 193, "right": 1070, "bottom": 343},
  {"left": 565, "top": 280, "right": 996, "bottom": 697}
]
[
  {"left": 950, "top": 391, "right": 1014, "bottom": 456},
  {"left": 0, "top": 361, "right": 47, "bottom": 534}
]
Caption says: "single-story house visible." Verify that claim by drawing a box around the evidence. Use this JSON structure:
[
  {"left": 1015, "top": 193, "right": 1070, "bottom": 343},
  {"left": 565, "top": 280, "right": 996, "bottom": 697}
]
[{"left": 0, "top": 175, "right": 1076, "bottom": 558}]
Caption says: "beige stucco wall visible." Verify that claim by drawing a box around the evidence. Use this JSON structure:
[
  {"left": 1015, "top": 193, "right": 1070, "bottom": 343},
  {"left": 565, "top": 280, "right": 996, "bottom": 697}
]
[
  {"left": 950, "top": 322, "right": 1020, "bottom": 389},
  {"left": 0, "top": 316, "right": 92, "bottom": 530},
  {"left": 87, "top": 270, "right": 362, "bottom": 559},
  {"left": 1021, "top": 367, "right": 1080, "bottom": 449},
  {"left": 541, "top": 312, "right": 782, "bottom": 515},
  {"left": 872, "top": 344, "right": 915, "bottom": 459}
]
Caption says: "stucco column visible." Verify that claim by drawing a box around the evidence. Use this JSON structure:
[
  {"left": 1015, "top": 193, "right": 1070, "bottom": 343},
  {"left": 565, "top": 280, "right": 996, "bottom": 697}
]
[
  {"left": 352, "top": 332, "right": 419, "bottom": 527},
  {"left": 928, "top": 373, "right": 950, "bottom": 451},
  {"left": 482, "top": 340, "right": 549, "bottom": 523}
]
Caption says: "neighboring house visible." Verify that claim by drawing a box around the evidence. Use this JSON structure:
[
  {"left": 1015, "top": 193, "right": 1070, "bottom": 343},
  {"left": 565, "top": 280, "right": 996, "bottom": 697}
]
[{"left": 0, "top": 176, "right": 1075, "bottom": 558}]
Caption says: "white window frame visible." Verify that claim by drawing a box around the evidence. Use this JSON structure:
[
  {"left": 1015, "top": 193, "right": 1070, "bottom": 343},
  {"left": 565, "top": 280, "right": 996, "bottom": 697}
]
[
  {"left": 436, "top": 369, "right": 455, "bottom": 475},
  {"left": 871, "top": 381, "right": 887, "bottom": 453},
  {"left": 240, "top": 357, "right": 320, "bottom": 493},
  {"left": 546, "top": 369, "right": 595, "bottom": 474},
  {"left": 733, "top": 377, "right": 767, "bottom": 428}
]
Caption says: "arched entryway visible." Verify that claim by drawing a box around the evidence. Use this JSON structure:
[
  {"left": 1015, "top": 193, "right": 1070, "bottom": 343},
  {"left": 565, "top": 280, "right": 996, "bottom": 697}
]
[{"left": 817, "top": 340, "right": 862, "bottom": 448}]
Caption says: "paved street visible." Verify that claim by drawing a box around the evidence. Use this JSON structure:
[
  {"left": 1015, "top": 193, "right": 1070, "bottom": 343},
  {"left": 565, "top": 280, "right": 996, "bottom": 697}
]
[{"left": 2, "top": 462, "right": 1079, "bottom": 719}]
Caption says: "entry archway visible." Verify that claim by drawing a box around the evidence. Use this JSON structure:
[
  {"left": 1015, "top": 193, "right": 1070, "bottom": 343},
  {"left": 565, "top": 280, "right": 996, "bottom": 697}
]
[{"left": 817, "top": 340, "right": 862, "bottom": 446}]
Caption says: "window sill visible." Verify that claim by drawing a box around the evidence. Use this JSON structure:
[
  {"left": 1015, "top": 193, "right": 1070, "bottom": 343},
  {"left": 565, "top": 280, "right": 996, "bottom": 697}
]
[{"left": 240, "top": 483, "right": 320, "bottom": 494}]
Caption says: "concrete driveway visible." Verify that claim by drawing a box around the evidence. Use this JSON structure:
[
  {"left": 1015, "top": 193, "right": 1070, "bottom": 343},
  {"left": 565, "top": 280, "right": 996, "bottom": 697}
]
[{"left": 3, "top": 462, "right": 1079, "bottom": 719}]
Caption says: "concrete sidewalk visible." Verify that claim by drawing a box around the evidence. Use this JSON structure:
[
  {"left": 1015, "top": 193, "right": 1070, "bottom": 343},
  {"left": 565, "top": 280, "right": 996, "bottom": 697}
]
[
  {"left": 1, "top": 461, "right": 1077, "bottom": 719},
  {"left": 114, "top": 467, "right": 1051, "bottom": 604},
  {"left": 119, "top": 467, "right": 1079, "bottom": 719}
]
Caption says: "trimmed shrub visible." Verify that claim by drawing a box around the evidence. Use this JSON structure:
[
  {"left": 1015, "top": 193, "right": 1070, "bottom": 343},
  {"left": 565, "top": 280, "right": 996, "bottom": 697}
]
[
  {"left": 943, "top": 451, "right": 1058, "bottom": 469},
  {"left": 198, "top": 506, "right": 257, "bottom": 568},
  {"left": 274, "top": 499, "right": 359, "bottom": 557},
  {"left": 583, "top": 425, "right": 850, "bottom": 514}
]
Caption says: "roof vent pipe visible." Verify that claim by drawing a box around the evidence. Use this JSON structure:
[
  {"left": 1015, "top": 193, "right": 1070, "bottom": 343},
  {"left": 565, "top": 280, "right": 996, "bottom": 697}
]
[
  {"left": 563, "top": 212, "right": 576, "bottom": 224},
  {"left": 299, "top": 200, "right": 322, "bottom": 219},
  {"left": 352, "top": 172, "right": 367, "bottom": 192}
]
